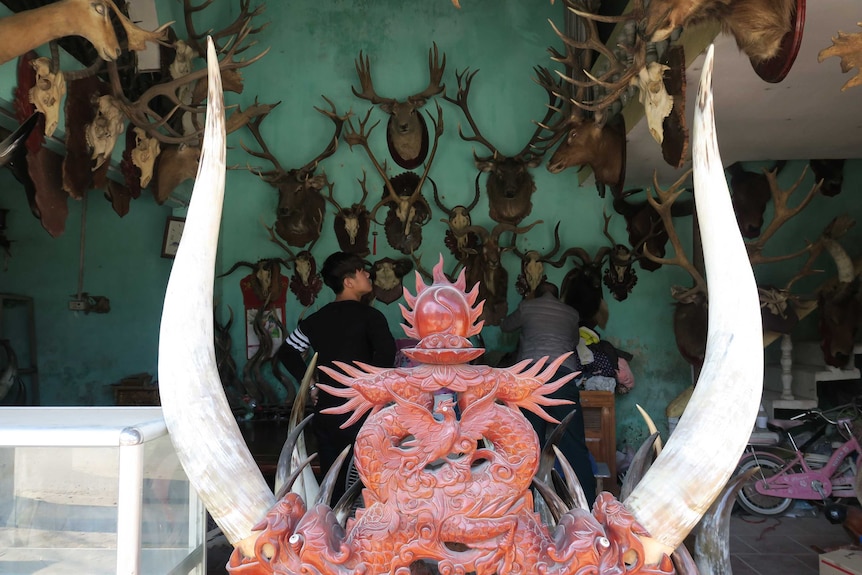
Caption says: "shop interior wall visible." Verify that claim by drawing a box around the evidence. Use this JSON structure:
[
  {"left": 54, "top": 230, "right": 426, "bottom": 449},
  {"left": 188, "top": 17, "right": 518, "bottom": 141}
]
[{"left": 0, "top": 0, "right": 860, "bottom": 450}]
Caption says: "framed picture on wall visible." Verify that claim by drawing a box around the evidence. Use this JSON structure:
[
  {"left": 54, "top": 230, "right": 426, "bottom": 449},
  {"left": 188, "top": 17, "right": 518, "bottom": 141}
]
[{"left": 161, "top": 216, "right": 186, "bottom": 259}]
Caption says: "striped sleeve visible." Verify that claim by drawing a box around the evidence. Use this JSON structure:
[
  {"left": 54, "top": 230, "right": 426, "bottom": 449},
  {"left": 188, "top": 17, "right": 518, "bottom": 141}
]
[{"left": 285, "top": 326, "right": 310, "bottom": 353}]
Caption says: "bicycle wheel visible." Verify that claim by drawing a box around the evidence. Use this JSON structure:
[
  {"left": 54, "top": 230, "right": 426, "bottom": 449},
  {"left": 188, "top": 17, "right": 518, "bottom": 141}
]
[{"left": 735, "top": 452, "right": 795, "bottom": 516}]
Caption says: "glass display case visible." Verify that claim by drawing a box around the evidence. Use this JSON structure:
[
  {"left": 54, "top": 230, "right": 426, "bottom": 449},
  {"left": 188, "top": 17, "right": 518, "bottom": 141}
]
[{"left": 0, "top": 407, "right": 206, "bottom": 574}]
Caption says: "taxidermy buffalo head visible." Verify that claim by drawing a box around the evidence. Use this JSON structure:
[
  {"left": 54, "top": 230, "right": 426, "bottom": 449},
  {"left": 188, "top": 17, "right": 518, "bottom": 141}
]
[
  {"left": 512, "top": 222, "right": 561, "bottom": 298},
  {"left": 552, "top": 245, "right": 612, "bottom": 329},
  {"left": 243, "top": 98, "right": 346, "bottom": 248},
  {"left": 433, "top": 176, "right": 481, "bottom": 260},
  {"left": 371, "top": 257, "right": 414, "bottom": 304},
  {"left": 444, "top": 67, "right": 558, "bottom": 224},
  {"left": 352, "top": 44, "right": 446, "bottom": 169},
  {"left": 456, "top": 220, "right": 541, "bottom": 326},
  {"left": 810, "top": 159, "right": 845, "bottom": 197},
  {"left": 324, "top": 173, "right": 372, "bottom": 257},
  {"left": 345, "top": 103, "right": 442, "bottom": 255},
  {"left": 728, "top": 161, "right": 786, "bottom": 239}
]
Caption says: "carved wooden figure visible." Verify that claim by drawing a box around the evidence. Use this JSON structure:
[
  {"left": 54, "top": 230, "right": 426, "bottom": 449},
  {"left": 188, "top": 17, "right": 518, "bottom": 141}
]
[{"left": 159, "top": 42, "right": 763, "bottom": 575}]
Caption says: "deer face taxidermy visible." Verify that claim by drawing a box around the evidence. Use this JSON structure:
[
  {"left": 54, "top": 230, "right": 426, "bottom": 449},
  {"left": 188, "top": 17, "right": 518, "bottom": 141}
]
[
  {"left": 29, "top": 57, "right": 65, "bottom": 137},
  {"left": 85, "top": 94, "right": 125, "bottom": 170}
]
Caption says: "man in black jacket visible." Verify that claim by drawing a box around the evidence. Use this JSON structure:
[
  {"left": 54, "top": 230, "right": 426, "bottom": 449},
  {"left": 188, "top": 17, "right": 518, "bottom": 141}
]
[{"left": 278, "top": 252, "right": 396, "bottom": 501}]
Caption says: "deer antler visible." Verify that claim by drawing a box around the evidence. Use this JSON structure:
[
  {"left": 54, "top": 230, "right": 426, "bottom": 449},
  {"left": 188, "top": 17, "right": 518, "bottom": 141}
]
[
  {"left": 183, "top": 0, "right": 268, "bottom": 57},
  {"left": 443, "top": 68, "right": 500, "bottom": 161},
  {"left": 642, "top": 170, "right": 707, "bottom": 302},
  {"left": 550, "top": 0, "right": 647, "bottom": 123},
  {"left": 745, "top": 166, "right": 822, "bottom": 265},
  {"left": 109, "top": 13, "right": 268, "bottom": 145},
  {"left": 410, "top": 42, "right": 447, "bottom": 103}
]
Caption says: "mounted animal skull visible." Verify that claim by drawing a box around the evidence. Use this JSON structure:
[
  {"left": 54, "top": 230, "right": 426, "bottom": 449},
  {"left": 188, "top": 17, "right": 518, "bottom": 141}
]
[
  {"left": 371, "top": 257, "right": 414, "bottom": 305},
  {"left": 288, "top": 250, "right": 323, "bottom": 307},
  {"left": 344, "top": 104, "right": 442, "bottom": 255},
  {"left": 219, "top": 258, "right": 291, "bottom": 308},
  {"left": 158, "top": 41, "right": 764, "bottom": 573},
  {"left": 817, "top": 217, "right": 860, "bottom": 368},
  {"left": 444, "top": 67, "right": 559, "bottom": 224},
  {"left": 433, "top": 176, "right": 481, "bottom": 260},
  {"left": 632, "top": 61, "right": 673, "bottom": 145},
  {"left": 324, "top": 174, "right": 372, "bottom": 257},
  {"left": 85, "top": 94, "right": 125, "bottom": 170},
  {"left": 29, "top": 57, "right": 65, "bottom": 137},
  {"left": 243, "top": 98, "right": 346, "bottom": 248},
  {"left": 512, "top": 222, "right": 562, "bottom": 298},
  {"left": 352, "top": 44, "right": 446, "bottom": 169},
  {"left": 130, "top": 127, "right": 161, "bottom": 188}
]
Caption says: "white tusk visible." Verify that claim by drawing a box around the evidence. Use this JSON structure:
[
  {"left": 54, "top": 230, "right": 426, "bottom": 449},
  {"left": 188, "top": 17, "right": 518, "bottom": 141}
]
[
  {"left": 158, "top": 37, "right": 274, "bottom": 555},
  {"left": 625, "top": 44, "right": 763, "bottom": 557}
]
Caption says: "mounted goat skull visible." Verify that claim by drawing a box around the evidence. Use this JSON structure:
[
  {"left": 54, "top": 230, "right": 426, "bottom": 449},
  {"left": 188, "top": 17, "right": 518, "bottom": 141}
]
[
  {"left": 243, "top": 98, "right": 346, "bottom": 248},
  {"left": 29, "top": 57, "right": 65, "bottom": 137},
  {"left": 0, "top": 0, "right": 171, "bottom": 66},
  {"left": 352, "top": 44, "right": 446, "bottom": 169},
  {"left": 262, "top": 221, "right": 325, "bottom": 307},
  {"left": 443, "top": 67, "right": 558, "bottom": 224},
  {"left": 325, "top": 173, "right": 372, "bottom": 257},
  {"left": 513, "top": 222, "right": 562, "bottom": 298},
  {"left": 434, "top": 177, "right": 481, "bottom": 261},
  {"left": 219, "top": 257, "right": 291, "bottom": 308},
  {"left": 344, "top": 104, "right": 442, "bottom": 255},
  {"left": 85, "top": 94, "right": 125, "bottom": 171}
]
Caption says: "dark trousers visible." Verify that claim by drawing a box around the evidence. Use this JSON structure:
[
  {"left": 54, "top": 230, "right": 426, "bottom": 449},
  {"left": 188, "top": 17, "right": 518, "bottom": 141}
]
[
  {"left": 312, "top": 407, "right": 364, "bottom": 504},
  {"left": 523, "top": 366, "right": 597, "bottom": 506}
]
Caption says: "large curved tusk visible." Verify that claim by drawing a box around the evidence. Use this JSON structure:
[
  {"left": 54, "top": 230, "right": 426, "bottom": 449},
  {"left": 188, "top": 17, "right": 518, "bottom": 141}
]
[
  {"left": 625, "top": 44, "right": 763, "bottom": 556},
  {"left": 158, "top": 37, "right": 274, "bottom": 556}
]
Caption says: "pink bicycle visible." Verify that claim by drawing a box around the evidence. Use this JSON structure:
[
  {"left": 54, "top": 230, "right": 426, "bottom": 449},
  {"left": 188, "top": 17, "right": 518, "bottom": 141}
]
[{"left": 735, "top": 401, "right": 862, "bottom": 516}]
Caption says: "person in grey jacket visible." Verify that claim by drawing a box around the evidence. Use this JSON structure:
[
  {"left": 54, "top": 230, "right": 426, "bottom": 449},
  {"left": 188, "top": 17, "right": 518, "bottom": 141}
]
[{"left": 500, "top": 281, "right": 596, "bottom": 506}]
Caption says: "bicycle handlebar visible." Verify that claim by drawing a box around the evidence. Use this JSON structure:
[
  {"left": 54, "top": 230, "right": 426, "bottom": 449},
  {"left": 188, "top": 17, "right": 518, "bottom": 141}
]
[{"left": 790, "top": 399, "right": 862, "bottom": 425}]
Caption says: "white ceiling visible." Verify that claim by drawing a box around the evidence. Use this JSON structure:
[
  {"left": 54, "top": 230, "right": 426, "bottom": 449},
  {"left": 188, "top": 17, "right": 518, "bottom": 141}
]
[{"left": 624, "top": 0, "right": 862, "bottom": 187}]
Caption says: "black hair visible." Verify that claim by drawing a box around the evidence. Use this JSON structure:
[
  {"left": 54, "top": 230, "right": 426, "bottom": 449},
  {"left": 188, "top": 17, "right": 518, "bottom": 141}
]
[
  {"left": 536, "top": 281, "right": 559, "bottom": 298},
  {"left": 321, "top": 252, "right": 367, "bottom": 294}
]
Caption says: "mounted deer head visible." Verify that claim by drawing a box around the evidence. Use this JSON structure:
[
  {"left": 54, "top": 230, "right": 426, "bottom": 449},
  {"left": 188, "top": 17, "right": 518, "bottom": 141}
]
[
  {"left": 324, "top": 173, "right": 372, "bottom": 257},
  {"left": 344, "top": 104, "right": 442, "bottom": 255},
  {"left": 513, "top": 222, "right": 562, "bottom": 298},
  {"left": 0, "top": 0, "right": 171, "bottom": 66},
  {"left": 443, "top": 67, "right": 559, "bottom": 224},
  {"left": 434, "top": 173, "right": 482, "bottom": 261},
  {"left": 352, "top": 43, "right": 446, "bottom": 169},
  {"left": 455, "top": 220, "right": 542, "bottom": 325},
  {"left": 243, "top": 98, "right": 346, "bottom": 248}
]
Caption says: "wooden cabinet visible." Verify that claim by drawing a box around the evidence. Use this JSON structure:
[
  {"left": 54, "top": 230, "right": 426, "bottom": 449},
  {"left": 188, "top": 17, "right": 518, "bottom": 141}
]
[{"left": 580, "top": 390, "right": 617, "bottom": 494}]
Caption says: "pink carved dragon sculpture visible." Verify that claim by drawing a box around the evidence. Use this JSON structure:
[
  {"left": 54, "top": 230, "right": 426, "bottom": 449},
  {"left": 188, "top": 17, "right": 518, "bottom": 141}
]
[{"left": 158, "top": 41, "right": 763, "bottom": 574}]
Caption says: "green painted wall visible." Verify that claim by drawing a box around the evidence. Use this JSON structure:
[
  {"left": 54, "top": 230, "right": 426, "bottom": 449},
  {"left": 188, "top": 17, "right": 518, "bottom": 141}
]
[{"left": 1, "top": 1, "right": 861, "bottom": 454}]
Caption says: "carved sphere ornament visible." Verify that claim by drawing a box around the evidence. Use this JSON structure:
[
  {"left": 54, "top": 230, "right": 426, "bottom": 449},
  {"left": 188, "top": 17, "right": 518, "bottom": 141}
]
[{"left": 228, "top": 256, "right": 674, "bottom": 575}]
